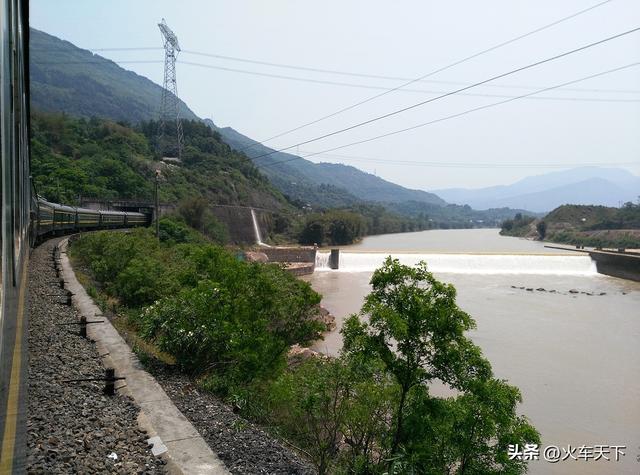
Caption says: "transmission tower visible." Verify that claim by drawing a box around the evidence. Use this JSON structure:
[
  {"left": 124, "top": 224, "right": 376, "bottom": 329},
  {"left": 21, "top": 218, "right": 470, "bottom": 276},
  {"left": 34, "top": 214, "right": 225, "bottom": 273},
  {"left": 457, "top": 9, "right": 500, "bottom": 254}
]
[{"left": 158, "top": 18, "right": 184, "bottom": 160}]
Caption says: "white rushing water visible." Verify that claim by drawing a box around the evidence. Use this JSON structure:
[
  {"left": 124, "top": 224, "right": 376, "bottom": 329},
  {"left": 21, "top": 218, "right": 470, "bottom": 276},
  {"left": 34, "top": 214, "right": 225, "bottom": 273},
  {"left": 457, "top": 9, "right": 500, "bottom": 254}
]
[
  {"left": 250, "top": 208, "right": 270, "bottom": 247},
  {"left": 315, "top": 251, "right": 598, "bottom": 275}
]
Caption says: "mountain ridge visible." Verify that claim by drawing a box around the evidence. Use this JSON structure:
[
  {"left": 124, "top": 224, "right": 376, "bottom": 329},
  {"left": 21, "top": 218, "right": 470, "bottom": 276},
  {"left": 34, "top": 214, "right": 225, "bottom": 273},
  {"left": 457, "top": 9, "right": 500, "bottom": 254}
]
[
  {"left": 30, "top": 27, "right": 447, "bottom": 212},
  {"left": 30, "top": 28, "right": 199, "bottom": 123},
  {"left": 435, "top": 167, "right": 640, "bottom": 212},
  {"left": 211, "top": 123, "right": 446, "bottom": 207},
  {"left": 30, "top": 27, "right": 543, "bottom": 226}
]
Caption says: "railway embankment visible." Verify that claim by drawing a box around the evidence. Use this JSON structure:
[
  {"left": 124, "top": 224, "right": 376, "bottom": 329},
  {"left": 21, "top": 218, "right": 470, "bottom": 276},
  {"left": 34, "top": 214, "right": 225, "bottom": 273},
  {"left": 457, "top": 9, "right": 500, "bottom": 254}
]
[
  {"left": 26, "top": 239, "right": 166, "bottom": 474},
  {"left": 144, "top": 361, "right": 315, "bottom": 474},
  {"left": 59, "top": 234, "right": 317, "bottom": 474},
  {"left": 58, "top": 237, "right": 229, "bottom": 474}
]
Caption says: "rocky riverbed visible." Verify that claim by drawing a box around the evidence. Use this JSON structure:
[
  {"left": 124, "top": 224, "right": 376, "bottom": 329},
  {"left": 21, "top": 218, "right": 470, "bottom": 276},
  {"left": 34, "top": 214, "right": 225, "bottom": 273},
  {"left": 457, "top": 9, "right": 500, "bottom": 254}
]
[{"left": 27, "top": 238, "right": 165, "bottom": 474}]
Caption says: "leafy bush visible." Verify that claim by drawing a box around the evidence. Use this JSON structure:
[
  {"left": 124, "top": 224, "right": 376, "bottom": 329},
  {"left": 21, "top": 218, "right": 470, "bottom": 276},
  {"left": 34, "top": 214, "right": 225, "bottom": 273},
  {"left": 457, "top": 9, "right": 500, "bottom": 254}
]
[
  {"left": 158, "top": 216, "right": 203, "bottom": 244},
  {"left": 500, "top": 213, "right": 536, "bottom": 237},
  {"left": 177, "top": 197, "right": 229, "bottom": 243},
  {"left": 536, "top": 220, "right": 547, "bottom": 239},
  {"left": 264, "top": 356, "right": 398, "bottom": 474},
  {"left": 73, "top": 230, "right": 324, "bottom": 392},
  {"left": 138, "top": 280, "right": 287, "bottom": 384},
  {"left": 299, "top": 210, "right": 366, "bottom": 246}
]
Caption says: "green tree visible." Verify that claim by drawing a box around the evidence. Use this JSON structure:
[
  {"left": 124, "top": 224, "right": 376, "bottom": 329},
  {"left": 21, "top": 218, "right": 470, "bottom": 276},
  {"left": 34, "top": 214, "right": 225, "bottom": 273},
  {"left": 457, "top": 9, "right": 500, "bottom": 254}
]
[
  {"left": 343, "top": 258, "right": 490, "bottom": 454},
  {"left": 299, "top": 215, "right": 325, "bottom": 245},
  {"left": 265, "top": 356, "right": 397, "bottom": 475},
  {"left": 342, "top": 258, "right": 538, "bottom": 473},
  {"left": 536, "top": 220, "right": 547, "bottom": 239},
  {"left": 266, "top": 358, "right": 351, "bottom": 474},
  {"left": 179, "top": 196, "right": 208, "bottom": 231}
]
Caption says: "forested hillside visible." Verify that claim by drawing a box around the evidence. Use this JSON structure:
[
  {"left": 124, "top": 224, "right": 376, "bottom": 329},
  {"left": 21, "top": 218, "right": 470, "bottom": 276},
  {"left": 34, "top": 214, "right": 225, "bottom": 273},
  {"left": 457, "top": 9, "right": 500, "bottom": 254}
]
[
  {"left": 30, "top": 29, "right": 198, "bottom": 123},
  {"left": 30, "top": 27, "right": 446, "bottom": 211},
  {"left": 211, "top": 123, "right": 446, "bottom": 207},
  {"left": 500, "top": 204, "right": 640, "bottom": 248},
  {"left": 31, "top": 112, "right": 289, "bottom": 211},
  {"left": 31, "top": 112, "right": 431, "bottom": 244}
]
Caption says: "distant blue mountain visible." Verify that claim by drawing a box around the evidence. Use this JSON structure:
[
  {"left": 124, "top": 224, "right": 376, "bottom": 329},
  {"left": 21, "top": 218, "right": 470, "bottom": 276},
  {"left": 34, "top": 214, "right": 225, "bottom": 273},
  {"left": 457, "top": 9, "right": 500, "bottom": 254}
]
[{"left": 434, "top": 167, "right": 640, "bottom": 212}]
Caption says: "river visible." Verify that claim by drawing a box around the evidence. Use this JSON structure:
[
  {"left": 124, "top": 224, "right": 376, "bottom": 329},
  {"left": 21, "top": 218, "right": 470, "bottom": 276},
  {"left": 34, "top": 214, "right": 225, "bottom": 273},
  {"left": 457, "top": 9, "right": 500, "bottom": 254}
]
[{"left": 305, "top": 229, "right": 640, "bottom": 474}]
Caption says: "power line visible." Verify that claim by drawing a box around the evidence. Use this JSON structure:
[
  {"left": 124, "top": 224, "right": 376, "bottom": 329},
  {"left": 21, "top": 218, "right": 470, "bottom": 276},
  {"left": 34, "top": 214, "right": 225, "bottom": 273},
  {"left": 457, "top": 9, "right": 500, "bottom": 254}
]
[
  {"left": 90, "top": 47, "right": 162, "bottom": 51},
  {"left": 240, "top": 0, "right": 615, "bottom": 151},
  {"left": 178, "top": 52, "right": 640, "bottom": 95},
  {"left": 249, "top": 26, "right": 640, "bottom": 161},
  {"left": 298, "top": 150, "right": 639, "bottom": 169},
  {"left": 260, "top": 61, "right": 640, "bottom": 169},
  {"left": 176, "top": 60, "right": 640, "bottom": 102},
  {"left": 36, "top": 36, "right": 640, "bottom": 95},
  {"left": 31, "top": 56, "right": 640, "bottom": 103}
]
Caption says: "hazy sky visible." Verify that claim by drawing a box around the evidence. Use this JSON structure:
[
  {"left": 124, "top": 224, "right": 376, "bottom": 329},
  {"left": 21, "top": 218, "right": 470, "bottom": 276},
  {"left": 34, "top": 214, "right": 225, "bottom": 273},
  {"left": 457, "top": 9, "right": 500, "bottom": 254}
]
[{"left": 30, "top": 0, "right": 640, "bottom": 190}]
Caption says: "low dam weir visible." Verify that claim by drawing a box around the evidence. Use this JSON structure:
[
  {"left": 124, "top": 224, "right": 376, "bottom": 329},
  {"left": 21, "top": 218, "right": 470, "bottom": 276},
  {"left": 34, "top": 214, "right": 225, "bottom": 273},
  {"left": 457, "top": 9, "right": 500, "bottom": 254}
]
[{"left": 315, "top": 251, "right": 598, "bottom": 275}]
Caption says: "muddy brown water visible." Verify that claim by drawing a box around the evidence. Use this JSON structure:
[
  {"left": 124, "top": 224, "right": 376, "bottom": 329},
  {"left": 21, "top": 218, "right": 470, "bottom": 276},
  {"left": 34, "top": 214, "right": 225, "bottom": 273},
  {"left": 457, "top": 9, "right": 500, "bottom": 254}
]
[{"left": 305, "top": 229, "right": 640, "bottom": 474}]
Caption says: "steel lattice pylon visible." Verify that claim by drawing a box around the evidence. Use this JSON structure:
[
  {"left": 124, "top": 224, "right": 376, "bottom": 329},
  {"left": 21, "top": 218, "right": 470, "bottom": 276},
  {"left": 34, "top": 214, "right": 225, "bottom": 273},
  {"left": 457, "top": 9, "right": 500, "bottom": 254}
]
[{"left": 158, "top": 18, "right": 183, "bottom": 160}]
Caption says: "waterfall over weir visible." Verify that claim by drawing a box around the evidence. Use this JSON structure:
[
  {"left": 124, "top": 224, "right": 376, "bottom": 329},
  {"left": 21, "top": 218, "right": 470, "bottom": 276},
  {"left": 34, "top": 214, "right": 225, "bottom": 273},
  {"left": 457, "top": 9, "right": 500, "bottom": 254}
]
[
  {"left": 250, "top": 208, "right": 270, "bottom": 247},
  {"left": 315, "top": 252, "right": 598, "bottom": 275}
]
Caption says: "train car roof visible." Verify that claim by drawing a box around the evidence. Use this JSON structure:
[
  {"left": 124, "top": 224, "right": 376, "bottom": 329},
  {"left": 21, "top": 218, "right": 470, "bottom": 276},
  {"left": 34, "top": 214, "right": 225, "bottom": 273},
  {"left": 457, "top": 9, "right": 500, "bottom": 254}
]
[
  {"left": 52, "top": 204, "right": 77, "bottom": 212},
  {"left": 75, "top": 207, "right": 100, "bottom": 214},
  {"left": 99, "top": 210, "right": 128, "bottom": 215},
  {"left": 37, "top": 198, "right": 56, "bottom": 208}
]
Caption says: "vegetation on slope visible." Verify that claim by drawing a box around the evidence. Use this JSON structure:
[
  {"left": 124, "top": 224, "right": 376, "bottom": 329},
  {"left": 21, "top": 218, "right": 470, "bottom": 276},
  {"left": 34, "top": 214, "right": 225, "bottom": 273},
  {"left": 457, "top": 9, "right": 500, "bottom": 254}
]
[
  {"left": 31, "top": 111, "right": 288, "bottom": 209},
  {"left": 71, "top": 229, "right": 324, "bottom": 390},
  {"left": 30, "top": 28, "right": 445, "bottom": 214},
  {"left": 32, "top": 112, "right": 437, "bottom": 245},
  {"left": 210, "top": 123, "right": 445, "bottom": 206},
  {"left": 30, "top": 28, "right": 198, "bottom": 123},
  {"left": 499, "top": 213, "right": 536, "bottom": 238},
  {"left": 389, "top": 200, "right": 534, "bottom": 228},
  {"left": 499, "top": 203, "right": 640, "bottom": 248},
  {"left": 73, "top": 230, "right": 539, "bottom": 474},
  {"left": 298, "top": 205, "right": 431, "bottom": 246}
]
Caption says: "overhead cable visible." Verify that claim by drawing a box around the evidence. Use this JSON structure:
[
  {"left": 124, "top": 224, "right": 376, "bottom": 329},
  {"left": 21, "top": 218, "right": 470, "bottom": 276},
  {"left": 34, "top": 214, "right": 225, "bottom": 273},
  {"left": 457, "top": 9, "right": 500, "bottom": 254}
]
[{"left": 260, "top": 61, "right": 640, "bottom": 168}]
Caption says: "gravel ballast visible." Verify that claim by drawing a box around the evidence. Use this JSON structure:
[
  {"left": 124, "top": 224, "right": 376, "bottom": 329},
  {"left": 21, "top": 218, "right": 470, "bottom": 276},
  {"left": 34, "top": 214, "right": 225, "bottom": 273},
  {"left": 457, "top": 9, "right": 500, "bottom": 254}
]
[
  {"left": 146, "top": 362, "right": 316, "bottom": 475},
  {"left": 27, "top": 238, "right": 165, "bottom": 474}
]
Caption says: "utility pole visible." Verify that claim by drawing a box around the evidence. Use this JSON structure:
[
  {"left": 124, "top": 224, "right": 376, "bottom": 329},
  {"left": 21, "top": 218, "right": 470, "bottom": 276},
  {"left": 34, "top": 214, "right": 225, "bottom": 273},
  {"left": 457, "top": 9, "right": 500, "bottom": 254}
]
[
  {"left": 155, "top": 169, "right": 160, "bottom": 240},
  {"left": 157, "top": 18, "right": 183, "bottom": 160}
]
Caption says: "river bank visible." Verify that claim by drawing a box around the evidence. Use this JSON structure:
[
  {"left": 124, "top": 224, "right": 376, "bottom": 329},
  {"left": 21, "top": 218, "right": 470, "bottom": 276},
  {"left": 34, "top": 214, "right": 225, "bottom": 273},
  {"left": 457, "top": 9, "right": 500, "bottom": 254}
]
[
  {"left": 499, "top": 204, "right": 640, "bottom": 249},
  {"left": 305, "top": 228, "right": 640, "bottom": 475}
]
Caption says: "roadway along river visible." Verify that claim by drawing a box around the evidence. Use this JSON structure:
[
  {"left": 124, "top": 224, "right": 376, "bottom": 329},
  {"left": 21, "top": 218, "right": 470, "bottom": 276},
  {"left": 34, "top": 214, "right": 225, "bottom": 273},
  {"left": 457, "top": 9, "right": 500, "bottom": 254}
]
[{"left": 305, "top": 228, "right": 640, "bottom": 475}]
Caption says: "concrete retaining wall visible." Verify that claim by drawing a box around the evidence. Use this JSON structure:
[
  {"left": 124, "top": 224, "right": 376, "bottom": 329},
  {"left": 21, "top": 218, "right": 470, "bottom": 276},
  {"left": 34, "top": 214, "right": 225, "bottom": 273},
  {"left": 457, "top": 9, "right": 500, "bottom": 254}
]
[
  {"left": 209, "top": 206, "right": 272, "bottom": 245},
  {"left": 589, "top": 251, "right": 640, "bottom": 282},
  {"left": 262, "top": 247, "right": 317, "bottom": 264},
  {"left": 285, "top": 263, "right": 315, "bottom": 276}
]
